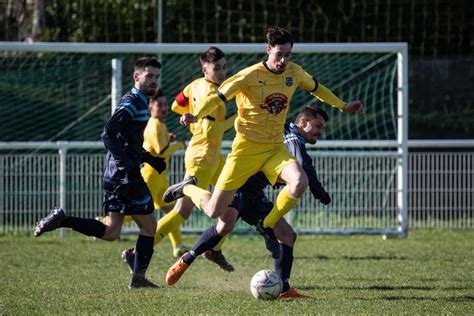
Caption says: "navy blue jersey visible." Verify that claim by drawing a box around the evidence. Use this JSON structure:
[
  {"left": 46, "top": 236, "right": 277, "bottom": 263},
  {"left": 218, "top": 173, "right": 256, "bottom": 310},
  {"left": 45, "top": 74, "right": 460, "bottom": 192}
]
[
  {"left": 284, "top": 122, "right": 327, "bottom": 199},
  {"left": 234, "top": 122, "right": 328, "bottom": 221},
  {"left": 102, "top": 87, "right": 151, "bottom": 182}
]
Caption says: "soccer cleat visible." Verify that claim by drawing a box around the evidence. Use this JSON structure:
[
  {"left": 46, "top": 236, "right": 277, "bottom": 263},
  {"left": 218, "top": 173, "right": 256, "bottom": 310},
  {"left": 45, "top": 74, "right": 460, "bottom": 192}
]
[
  {"left": 173, "top": 245, "right": 189, "bottom": 258},
  {"left": 255, "top": 220, "right": 281, "bottom": 259},
  {"left": 121, "top": 248, "right": 135, "bottom": 273},
  {"left": 203, "top": 249, "right": 235, "bottom": 272},
  {"left": 34, "top": 207, "right": 66, "bottom": 237},
  {"left": 163, "top": 176, "right": 197, "bottom": 203},
  {"left": 128, "top": 274, "right": 162, "bottom": 289},
  {"left": 277, "top": 287, "right": 310, "bottom": 300},
  {"left": 166, "top": 253, "right": 190, "bottom": 286}
]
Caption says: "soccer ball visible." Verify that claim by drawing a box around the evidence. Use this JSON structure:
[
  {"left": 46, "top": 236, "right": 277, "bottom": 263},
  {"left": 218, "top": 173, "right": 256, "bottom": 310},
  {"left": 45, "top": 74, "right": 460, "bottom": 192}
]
[{"left": 250, "top": 269, "right": 283, "bottom": 300}]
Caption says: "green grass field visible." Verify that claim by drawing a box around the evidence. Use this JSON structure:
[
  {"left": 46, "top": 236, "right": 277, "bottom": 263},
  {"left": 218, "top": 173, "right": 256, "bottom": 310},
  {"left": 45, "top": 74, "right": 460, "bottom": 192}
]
[{"left": 1, "top": 230, "right": 473, "bottom": 314}]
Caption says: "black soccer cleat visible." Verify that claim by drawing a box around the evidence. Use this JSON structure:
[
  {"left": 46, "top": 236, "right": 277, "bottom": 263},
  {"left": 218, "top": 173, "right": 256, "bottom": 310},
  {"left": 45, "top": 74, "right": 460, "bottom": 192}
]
[
  {"left": 121, "top": 248, "right": 135, "bottom": 274},
  {"left": 256, "top": 220, "right": 281, "bottom": 259},
  {"left": 203, "top": 249, "right": 235, "bottom": 272},
  {"left": 128, "top": 274, "right": 162, "bottom": 289},
  {"left": 163, "top": 176, "right": 197, "bottom": 203},
  {"left": 34, "top": 207, "right": 66, "bottom": 237}
]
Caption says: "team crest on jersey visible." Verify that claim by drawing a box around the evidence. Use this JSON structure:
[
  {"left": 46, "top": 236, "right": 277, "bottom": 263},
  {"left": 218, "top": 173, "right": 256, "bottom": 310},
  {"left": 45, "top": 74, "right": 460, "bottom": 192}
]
[
  {"left": 285, "top": 77, "right": 293, "bottom": 87},
  {"left": 261, "top": 93, "right": 288, "bottom": 115}
]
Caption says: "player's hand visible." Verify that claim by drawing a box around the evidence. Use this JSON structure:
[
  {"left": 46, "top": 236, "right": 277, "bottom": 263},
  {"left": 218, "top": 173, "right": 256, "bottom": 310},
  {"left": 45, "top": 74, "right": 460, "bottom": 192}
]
[
  {"left": 142, "top": 152, "right": 167, "bottom": 174},
  {"left": 180, "top": 113, "right": 197, "bottom": 126},
  {"left": 344, "top": 101, "right": 364, "bottom": 114},
  {"left": 319, "top": 192, "right": 331, "bottom": 205},
  {"left": 169, "top": 133, "right": 177, "bottom": 142}
]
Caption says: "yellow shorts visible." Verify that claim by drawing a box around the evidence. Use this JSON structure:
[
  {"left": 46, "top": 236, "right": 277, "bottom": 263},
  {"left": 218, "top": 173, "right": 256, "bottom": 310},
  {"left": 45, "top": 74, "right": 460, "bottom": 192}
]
[
  {"left": 141, "top": 163, "right": 172, "bottom": 209},
  {"left": 215, "top": 135, "right": 295, "bottom": 191},
  {"left": 185, "top": 155, "right": 225, "bottom": 190}
]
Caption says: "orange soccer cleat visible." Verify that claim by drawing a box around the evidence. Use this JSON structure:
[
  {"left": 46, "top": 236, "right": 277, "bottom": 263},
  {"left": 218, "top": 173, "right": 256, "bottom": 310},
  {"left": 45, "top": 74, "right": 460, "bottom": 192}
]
[
  {"left": 165, "top": 253, "right": 190, "bottom": 285},
  {"left": 277, "top": 287, "right": 311, "bottom": 300}
]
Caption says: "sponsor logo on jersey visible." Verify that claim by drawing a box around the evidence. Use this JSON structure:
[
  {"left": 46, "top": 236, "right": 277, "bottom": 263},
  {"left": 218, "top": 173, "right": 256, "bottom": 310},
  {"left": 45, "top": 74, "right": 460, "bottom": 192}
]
[{"left": 261, "top": 93, "right": 288, "bottom": 115}]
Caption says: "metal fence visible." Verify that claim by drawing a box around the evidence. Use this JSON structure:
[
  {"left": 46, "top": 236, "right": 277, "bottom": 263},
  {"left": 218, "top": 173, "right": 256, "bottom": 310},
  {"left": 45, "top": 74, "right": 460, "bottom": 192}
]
[{"left": 0, "top": 140, "right": 472, "bottom": 235}]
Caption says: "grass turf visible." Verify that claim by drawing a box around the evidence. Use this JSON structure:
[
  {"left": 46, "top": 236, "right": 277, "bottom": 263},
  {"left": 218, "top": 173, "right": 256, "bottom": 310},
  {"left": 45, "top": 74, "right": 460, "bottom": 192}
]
[{"left": 1, "top": 230, "right": 473, "bottom": 314}]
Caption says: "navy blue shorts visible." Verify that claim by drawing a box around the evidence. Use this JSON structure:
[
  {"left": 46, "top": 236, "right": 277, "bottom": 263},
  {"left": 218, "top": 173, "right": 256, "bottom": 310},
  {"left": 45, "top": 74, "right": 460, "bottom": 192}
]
[
  {"left": 103, "top": 176, "right": 154, "bottom": 215},
  {"left": 231, "top": 191, "right": 274, "bottom": 226}
]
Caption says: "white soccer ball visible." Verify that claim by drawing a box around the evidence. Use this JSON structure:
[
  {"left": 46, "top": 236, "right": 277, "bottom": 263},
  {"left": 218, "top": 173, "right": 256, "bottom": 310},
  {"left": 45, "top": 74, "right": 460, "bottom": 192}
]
[{"left": 250, "top": 269, "right": 283, "bottom": 300}]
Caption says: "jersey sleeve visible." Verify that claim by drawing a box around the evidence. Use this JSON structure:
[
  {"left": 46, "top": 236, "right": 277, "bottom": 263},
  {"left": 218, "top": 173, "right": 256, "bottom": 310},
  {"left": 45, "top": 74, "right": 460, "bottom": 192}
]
[
  {"left": 101, "top": 100, "right": 134, "bottom": 171},
  {"left": 194, "top": 73, "right": 246, "bottom": 119},
  {"left": 172, "top": 84, "right": 191, "bottom": 115},
  {"left": 297, "top": 67, "right": 319, "bottom": 92},
  {"left": 297, "top": 66, "right": 346, "bottom": 112},
  {"left": 143, "top": 121, "right": 161, "bottom": 157},
  {"left": 311, "top": 83, "right": 346, "bottom": 112}
]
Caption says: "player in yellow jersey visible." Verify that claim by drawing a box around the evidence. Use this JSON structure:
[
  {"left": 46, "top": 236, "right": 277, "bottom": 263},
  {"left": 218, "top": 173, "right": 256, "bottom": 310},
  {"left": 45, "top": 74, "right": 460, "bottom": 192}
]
[
  {"left": 164, "top": 26, "right": 364, "bottom": 260},
  {"left": 141, "top": 88, "right": 187, "bottom": 256},
  {"left": 120, "top": 88, "right": 186, "bottom": 263},
  {"left": 123, "top": 47, "right": 238, "bottom": 272}
]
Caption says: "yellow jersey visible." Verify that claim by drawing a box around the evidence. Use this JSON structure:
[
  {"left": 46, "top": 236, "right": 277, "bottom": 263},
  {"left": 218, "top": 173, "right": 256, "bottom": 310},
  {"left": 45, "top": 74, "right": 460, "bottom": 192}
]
[
  {"left": 194, "top": 61, "right": 346, "bottom": 144},
  {"left": 172, "top": 77, "right": 235, "bottom": 167},
  {"left": 143, "top": 118, "right": 182, "bottom": 162}
]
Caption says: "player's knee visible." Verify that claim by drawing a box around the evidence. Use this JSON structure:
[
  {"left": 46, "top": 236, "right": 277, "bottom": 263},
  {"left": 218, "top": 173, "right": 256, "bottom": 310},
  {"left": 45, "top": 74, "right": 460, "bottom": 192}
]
[
  {"left": 216, "top": 208, "right": 238, "bottom": 234},
  {"left": 145, "top": 221, "right": 157, "bottom": 235},
  {"left": 289, "top": 174, "right": 308, "bottom": 197},
  {"left": 289, "top": 230, "right": 297, "bottom": 244},
  {"left": 205, "top": 202, "right": 223, "bottom": 218},
  {"left": 101, "top": 229, "right": 121, "bottom": 241}
]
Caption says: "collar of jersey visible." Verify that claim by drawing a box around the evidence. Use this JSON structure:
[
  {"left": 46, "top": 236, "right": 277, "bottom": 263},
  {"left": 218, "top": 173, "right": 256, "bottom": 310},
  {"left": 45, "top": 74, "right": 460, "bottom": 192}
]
[
  {"left": 131, "top": 87, "right": 149, "bottom": 105},
  {"left": 262, "top": 61, "right": 285, "bottom": 75},
  {"left": 289, "top": 122, "right": 305, "bottom": 144}
]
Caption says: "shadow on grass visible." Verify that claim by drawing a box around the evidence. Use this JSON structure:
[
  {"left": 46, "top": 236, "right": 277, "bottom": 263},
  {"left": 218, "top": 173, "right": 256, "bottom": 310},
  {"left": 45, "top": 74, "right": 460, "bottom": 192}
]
[
  {"left": 296, "top": 255, "right": 408, "bottom": 260},
  {"left": 300, "top": 285, "right": 473, "bottom": 291},
  {"left": 355, "top": 295, "right": 474, "bottom": 302}
]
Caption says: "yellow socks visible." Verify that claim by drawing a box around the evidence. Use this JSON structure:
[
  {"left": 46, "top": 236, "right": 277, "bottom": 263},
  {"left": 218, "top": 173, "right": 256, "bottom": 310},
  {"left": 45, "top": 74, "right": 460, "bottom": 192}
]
[
  {"left": 154, "top": 210, "right": 185, "bottom": 246},
  {"left": 212, "top": 234, "right": 228, "bottom": 251},
  {"left": 183, "top": 185, "right": 210, "bottom": 210},
  {"left": 263, "top": 187, "right": 299, "bottom": 228},
  {"left": 168, "top": 223, "right": 183, "bottom": 249}
]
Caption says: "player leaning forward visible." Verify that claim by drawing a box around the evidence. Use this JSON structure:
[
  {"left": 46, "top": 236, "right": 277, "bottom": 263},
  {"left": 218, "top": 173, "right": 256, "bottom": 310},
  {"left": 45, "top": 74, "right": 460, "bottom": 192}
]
[
  {"left": 34, "top": 57, "right": 166, "bottom": 289},
  {"left": 165, "top": 26, "right": 364, "bottom": 256}
]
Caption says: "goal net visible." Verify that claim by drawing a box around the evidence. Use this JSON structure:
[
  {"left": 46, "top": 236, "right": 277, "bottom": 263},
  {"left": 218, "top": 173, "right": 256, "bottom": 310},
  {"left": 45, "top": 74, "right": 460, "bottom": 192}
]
[{"left": 0, "top": 42, "right": 408, "bottom": 237}]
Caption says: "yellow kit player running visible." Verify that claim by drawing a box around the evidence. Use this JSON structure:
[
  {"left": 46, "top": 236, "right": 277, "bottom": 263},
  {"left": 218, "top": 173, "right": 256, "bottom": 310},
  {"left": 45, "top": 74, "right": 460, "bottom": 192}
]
[
  {"left": 141, "top": 88, "right": 187, "bottom": 256},
  {"left": 164, "top": 26, "right": 364, "bottom": 259},
  {"left": 123, "top": 47, "right": 237, "bottom": 272}
]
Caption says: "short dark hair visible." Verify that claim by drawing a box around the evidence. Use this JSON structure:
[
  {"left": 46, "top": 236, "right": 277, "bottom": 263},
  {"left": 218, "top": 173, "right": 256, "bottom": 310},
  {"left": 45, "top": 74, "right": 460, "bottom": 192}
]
[
  {"left": 266, "top": 26, "right": 293, "bottom": 47},
  {"left": 295, "top": 103, "right": 329, "bottom": 123},
  {"left": 200, "top": 46, "right": 225, "bottom": 65},
  {"left": 150, "top": 88, "right": 165, "bottom": 102},
  {"left": 134, "top": 57, "right": 161, "bottom": 71}
]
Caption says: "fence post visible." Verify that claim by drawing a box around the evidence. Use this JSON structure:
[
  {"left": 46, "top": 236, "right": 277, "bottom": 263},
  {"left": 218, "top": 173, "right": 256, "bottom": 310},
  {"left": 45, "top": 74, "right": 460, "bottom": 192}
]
[
  {"left": 58, "top": 142, "right": 68, "bottom": 240},
  {"left": 397, "top": 45, "right": 409, "bottom": 237},
  {"left": 111, "top": 58, "right": 122, "bottom": 114}
]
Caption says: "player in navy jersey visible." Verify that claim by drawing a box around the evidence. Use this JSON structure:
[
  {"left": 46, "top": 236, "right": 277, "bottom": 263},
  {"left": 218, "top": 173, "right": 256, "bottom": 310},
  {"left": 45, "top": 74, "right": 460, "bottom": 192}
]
[
  {"left": 166, "top": 105, "right": 330, "bottom": 299},
  {"left": 34, "top": 57, "right": 166, "bottom": 289}
]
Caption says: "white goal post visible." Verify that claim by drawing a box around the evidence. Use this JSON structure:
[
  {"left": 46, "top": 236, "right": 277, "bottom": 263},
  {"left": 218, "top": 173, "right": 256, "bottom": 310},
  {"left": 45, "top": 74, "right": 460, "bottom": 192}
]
[{"left": 0, "top": 42, "right": 408, "bottom": 237}]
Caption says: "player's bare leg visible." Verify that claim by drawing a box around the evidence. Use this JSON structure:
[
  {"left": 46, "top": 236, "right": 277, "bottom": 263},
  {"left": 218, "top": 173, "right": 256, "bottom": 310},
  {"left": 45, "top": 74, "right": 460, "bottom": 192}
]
[
  {"left": 166, "top": 207, "right": 238, "bottom": 285},
  {"left": 262, "top": 162, "right": 308, "bottom": 229}
]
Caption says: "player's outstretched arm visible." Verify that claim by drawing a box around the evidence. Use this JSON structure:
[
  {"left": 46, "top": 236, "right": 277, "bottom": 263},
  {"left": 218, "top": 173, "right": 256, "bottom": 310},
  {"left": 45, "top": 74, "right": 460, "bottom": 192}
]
[{"left": 312, "top": 84, "right": 363, "bottom": 115}]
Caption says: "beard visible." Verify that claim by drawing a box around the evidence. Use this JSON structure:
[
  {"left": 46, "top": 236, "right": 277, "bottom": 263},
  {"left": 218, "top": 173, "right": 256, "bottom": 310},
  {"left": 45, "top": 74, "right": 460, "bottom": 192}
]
[{"left": 142, "top": 85, "right": 157, "bottom": 96}]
